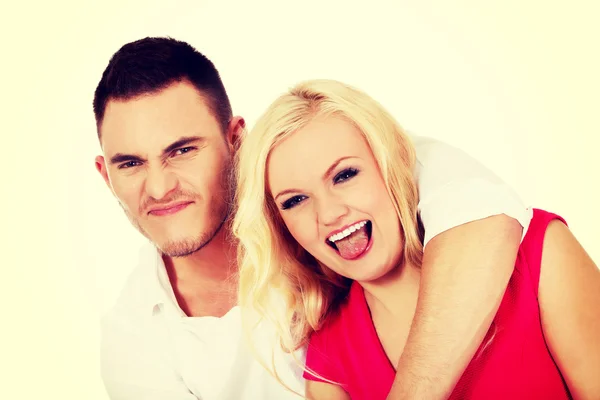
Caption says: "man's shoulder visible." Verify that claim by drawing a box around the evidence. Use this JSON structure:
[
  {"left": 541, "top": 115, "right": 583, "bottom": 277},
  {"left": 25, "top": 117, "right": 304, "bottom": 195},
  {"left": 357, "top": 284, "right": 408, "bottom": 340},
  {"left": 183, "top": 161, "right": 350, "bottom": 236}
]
[{"left": 410, "top": 134, "right": 462, "bottom": 164}]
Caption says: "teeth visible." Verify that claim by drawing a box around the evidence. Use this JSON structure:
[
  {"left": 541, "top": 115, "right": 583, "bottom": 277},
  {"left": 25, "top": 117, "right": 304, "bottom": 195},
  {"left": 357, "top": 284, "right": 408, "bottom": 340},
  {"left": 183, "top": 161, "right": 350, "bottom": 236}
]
[{"left": 328, "top": 221, "right": 367, "bottom": 243}]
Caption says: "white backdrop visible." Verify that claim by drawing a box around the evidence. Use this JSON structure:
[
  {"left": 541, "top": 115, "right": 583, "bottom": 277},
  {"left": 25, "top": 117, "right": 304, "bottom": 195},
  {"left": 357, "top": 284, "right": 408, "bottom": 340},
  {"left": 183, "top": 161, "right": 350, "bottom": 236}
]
[{"left": 2, "top": 1, "right": 598, "bottom": 399}]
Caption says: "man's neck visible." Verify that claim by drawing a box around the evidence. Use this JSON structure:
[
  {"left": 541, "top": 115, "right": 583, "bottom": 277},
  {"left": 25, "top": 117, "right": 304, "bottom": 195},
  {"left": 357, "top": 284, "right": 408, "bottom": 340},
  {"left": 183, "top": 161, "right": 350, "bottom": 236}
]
[{"left": 163, "top": 226, "right": 239, "bottom": 318}]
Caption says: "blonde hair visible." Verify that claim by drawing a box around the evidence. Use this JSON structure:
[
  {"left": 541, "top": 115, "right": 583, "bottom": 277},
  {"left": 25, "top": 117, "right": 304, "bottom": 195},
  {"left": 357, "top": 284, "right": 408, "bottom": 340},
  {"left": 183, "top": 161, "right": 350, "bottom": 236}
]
[{"left": 232, "top": 79, "right": 424, "bottom": 386}]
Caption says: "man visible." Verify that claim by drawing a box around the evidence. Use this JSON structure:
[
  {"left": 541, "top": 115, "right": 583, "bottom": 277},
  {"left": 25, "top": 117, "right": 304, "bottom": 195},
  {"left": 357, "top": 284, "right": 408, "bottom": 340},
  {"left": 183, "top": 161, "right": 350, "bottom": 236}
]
[{"left": 94, "top": 37, "right": 530, "bottom": 399}]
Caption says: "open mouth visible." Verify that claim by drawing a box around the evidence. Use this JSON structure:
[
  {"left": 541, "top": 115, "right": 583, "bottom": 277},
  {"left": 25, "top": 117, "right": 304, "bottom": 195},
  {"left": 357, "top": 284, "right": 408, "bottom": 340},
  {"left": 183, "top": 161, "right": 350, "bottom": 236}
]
[{"left": 327, "top": 220, "right": 372, "bottom": 260}]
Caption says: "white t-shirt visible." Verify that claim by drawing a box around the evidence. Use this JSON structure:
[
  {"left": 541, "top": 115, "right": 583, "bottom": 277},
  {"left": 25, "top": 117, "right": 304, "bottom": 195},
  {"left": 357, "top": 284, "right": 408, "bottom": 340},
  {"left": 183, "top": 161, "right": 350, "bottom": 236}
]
[{"left": 100, "top": 136, "right": 532, "bottom": 400}]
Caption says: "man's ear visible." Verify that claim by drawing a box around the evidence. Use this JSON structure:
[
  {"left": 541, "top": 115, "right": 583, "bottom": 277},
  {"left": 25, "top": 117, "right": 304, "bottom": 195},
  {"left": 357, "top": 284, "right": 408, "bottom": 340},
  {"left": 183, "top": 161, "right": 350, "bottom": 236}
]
[
  {"left": 225, "top": 116, "right": 246, "bottom": 153},
  {"left": 95, "top": 155, "right": 112, "bottom": 190}
]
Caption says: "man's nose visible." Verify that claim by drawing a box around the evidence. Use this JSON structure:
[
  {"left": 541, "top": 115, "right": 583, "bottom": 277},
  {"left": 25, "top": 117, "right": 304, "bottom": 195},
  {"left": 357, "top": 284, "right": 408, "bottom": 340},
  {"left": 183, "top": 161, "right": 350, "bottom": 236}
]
[{"left": 144, "top": 165, "right": 178, "bottom": 201}]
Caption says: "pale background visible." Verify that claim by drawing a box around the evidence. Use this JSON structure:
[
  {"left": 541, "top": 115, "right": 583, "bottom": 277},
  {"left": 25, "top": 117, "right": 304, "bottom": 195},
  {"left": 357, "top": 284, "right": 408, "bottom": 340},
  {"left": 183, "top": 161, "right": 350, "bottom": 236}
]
[{"left": 2, "top": 0, "right": 598, "bottom": 399}]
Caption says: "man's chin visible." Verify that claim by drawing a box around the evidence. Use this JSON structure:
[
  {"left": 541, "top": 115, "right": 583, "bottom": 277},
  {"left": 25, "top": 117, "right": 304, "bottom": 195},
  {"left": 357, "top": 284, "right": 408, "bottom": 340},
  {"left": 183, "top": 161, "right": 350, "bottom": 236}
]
[
  {"left": 144, "top": 214, "right": 228, "bottom": 258},
  {"left": 158, "top": 238, "right": 204, "bottom": 258}
]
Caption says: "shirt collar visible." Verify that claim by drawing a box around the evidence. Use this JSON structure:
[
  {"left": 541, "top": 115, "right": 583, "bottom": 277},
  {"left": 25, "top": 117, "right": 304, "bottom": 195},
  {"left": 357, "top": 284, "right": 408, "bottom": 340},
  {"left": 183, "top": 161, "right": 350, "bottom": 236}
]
[{"left": 137, "top": 243, "right": 185, "bottom": 317}]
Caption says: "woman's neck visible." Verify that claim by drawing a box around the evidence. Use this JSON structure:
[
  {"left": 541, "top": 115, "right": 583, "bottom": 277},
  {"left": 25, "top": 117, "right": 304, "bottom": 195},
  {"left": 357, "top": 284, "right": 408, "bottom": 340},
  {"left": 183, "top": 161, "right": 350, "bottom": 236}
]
[{"left": 361, "top": 260, "right": 421, "bottom": 318}]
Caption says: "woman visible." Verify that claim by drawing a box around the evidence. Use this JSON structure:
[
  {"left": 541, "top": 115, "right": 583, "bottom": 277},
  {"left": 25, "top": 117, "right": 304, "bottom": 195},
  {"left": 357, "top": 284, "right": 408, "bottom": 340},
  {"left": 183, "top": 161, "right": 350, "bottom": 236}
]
[{"left": 233, "top": 79, "right": 600, "bottom": 399}]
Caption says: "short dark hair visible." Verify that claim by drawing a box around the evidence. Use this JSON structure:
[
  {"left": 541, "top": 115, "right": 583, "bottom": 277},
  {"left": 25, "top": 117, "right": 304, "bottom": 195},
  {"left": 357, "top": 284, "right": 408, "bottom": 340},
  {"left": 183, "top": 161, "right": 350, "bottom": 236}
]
[{"left": 93, "top": 37, "right": 232, "bottom": 137}]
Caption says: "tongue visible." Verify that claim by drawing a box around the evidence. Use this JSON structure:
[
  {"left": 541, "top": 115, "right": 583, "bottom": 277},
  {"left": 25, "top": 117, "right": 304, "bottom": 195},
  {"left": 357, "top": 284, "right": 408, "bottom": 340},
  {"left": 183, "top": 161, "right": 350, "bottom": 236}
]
[{"left": 335, "top": 225, "right": 369, "bottom": 260}]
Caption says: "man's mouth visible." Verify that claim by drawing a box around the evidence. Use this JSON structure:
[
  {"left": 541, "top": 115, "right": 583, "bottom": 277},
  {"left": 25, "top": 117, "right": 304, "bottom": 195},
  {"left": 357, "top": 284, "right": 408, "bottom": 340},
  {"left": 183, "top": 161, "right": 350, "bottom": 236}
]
[
  {"left": 326, "top": 220, "right": 373, "bottom": 260},
  {"left": 148, "top": 201, "right": 194, "bottom": 216}
]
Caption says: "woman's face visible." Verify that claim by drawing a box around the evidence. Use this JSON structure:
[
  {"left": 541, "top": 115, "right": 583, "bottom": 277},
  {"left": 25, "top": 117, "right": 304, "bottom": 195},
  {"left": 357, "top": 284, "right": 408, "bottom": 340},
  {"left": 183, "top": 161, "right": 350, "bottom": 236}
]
[{"left": 267, "top": 116, "right": 404, "bottom": 283}]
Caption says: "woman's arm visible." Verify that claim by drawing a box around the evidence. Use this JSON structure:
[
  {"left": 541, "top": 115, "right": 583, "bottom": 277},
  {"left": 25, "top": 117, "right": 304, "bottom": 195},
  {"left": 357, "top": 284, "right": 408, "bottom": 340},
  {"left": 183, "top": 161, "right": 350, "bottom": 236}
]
[{"left": 539, "top": 220, "right": 600, "bottom": 399}]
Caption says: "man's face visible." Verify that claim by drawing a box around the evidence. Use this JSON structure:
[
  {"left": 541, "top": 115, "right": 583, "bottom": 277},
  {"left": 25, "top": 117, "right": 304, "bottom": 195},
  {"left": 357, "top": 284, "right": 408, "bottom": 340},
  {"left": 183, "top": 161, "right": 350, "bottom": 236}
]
[{"left": 96, "top": 81, "right": 240, "bottom": 257}]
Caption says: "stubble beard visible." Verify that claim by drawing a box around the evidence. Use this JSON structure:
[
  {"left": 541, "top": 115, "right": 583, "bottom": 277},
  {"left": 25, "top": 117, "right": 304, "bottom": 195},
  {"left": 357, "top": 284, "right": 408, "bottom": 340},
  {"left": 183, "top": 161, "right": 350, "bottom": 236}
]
[{"left": 123, "top": 162, "right": 235, "bottom": 258}]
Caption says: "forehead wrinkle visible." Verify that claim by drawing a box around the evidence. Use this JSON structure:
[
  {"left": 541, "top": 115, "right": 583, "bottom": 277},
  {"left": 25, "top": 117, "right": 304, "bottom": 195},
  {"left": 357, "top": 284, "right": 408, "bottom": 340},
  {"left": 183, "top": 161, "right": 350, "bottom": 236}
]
[{"left": 100, "top": 82, "right": 220, "bottom": 156}]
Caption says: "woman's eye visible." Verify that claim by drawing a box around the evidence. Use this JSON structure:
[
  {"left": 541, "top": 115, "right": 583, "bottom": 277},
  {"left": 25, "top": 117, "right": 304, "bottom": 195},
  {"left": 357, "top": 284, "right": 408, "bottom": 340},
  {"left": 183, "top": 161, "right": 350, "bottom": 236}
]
[
  {"left": 333, "top": 167, "right": 359, "bottom": 184},
  {"left": 281, "top": 195, "right": 307, "bottom": 210}
]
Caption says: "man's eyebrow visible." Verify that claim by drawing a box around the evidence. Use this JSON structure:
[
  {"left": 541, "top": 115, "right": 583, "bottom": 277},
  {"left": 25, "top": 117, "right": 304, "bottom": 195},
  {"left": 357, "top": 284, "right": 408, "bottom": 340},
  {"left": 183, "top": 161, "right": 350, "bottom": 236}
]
[
  {"left": 108, "top": 136, "right": 206, "bottom": 165},
  {"left": 162, "top": 136, "right": 205, "bottom": 156},
  {"left": 109, "top": 153, "right": 143, "bottom": 165}
]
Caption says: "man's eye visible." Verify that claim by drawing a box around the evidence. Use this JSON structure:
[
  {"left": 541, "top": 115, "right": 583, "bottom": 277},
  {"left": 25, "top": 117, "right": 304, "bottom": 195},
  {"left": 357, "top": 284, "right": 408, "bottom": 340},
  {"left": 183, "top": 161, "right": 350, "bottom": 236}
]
[
  {"left": 173, "top": 147, "right": 196, "bottom": 156},
  {"left": 119, "top": 161, "right": 142, "bottom": 169},
  {"left": 333, "top": 168, "right": 359, "bottom": 184},
  {"left": 281, "top": 195, "right": 307, "bottom": 210}
]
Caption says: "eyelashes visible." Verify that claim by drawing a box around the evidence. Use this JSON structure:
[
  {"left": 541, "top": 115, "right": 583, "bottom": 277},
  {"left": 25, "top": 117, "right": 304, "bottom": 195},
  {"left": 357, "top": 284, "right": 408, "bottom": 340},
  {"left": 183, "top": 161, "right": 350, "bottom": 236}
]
[
  {"left": 281, "top": 195, "right": 307, "bottom": 210},
  {"left": 279, "top": 167, "right": 361, "bottom": 210},
  {"left": 333, "top": 167, "right": 358, "bottom": 184}
]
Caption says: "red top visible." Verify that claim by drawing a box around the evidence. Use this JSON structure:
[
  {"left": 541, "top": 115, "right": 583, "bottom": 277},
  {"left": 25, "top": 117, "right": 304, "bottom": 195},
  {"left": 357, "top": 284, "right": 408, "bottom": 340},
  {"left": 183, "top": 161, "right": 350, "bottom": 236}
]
[{"left": 304, "top": 209, "right": 571, "bottom": 399}]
